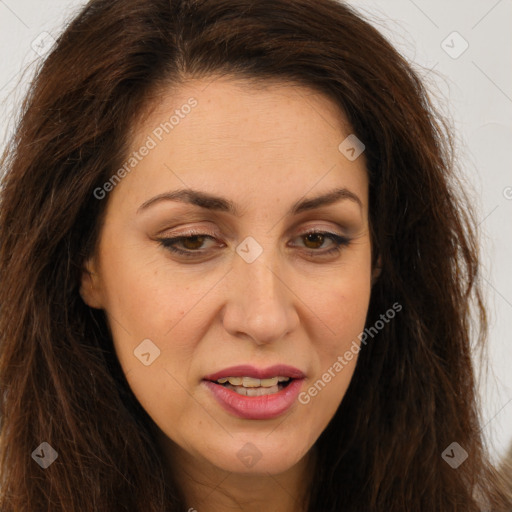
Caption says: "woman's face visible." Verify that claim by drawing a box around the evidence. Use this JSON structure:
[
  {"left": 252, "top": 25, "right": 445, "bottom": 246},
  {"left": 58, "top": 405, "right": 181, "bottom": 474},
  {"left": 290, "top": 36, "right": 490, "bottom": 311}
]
[{"left": 81, "top": 76, "right": 374, "bottom": 477}]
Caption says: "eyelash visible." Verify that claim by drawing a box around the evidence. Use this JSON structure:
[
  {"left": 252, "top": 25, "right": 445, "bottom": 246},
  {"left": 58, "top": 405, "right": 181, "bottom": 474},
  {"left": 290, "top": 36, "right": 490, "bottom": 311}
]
[{"left": 157, "top": 230, "right": 351, "bottom": 259}]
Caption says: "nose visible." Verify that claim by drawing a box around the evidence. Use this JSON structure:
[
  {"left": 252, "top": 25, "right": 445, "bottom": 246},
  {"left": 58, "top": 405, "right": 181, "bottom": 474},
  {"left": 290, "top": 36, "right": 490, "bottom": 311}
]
[{"left": 220, "top": 245, "right": 300, "bottom": 345}]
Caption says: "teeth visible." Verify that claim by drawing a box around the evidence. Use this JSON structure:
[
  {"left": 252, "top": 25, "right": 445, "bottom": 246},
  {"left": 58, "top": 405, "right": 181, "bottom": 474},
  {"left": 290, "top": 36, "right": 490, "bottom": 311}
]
[
  {"left": 215, "top": 376, "right": 291, "bottom": 387},
  {"left": 242, "top": 376, "right": 262, "bottom": 387},
  {"left": 225, "top": 384, "right": 280, "bottom": 396},
  {"left": 245, "top": 385, "right": 279, "bottom": 396}
]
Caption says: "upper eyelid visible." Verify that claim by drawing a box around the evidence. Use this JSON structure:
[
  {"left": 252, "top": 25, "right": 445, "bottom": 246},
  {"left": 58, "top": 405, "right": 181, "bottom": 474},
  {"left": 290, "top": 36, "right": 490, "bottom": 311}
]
[{"left": 159, "top": 223, "right": 349, "bottom": 238}]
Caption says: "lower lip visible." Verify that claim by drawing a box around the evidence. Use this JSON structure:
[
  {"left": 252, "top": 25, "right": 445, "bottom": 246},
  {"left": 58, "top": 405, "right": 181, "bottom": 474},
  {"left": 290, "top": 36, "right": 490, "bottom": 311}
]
[{"left": 202, "top": 379, "right": 304, "bottom": 420}]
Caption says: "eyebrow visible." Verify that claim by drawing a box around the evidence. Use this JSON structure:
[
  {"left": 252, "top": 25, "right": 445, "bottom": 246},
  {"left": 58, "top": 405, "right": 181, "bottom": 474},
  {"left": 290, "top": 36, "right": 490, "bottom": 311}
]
[{"left": 137, "top": 187, "right": 363, "bottom": 216}]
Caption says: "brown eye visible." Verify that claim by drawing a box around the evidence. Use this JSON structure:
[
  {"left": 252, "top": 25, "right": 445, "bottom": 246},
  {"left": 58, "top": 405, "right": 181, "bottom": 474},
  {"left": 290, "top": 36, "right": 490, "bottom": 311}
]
[
  {"left": 291, "top": 231, "right": 351, "bottom": 255},
  {"left": 158, "top": 233, "right": 220, "bottom": 258},
  {"left": 303, "top": 233, "right": 326, "bottom": 250},
  {"left": 181, "top": 235, "right": 208, "bottom": 250}
]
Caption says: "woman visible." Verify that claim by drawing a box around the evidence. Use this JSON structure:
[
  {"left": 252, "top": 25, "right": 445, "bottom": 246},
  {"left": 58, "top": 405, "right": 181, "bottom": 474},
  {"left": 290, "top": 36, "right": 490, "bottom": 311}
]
[{"left": 0, "top": 0, "right": 510, "bottom": 510}]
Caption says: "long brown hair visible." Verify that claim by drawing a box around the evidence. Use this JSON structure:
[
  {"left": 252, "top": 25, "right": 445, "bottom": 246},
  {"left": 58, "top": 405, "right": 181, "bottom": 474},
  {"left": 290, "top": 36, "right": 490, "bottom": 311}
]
[{"left": 1, "top": 0, "right": 510, "bottom": 510}]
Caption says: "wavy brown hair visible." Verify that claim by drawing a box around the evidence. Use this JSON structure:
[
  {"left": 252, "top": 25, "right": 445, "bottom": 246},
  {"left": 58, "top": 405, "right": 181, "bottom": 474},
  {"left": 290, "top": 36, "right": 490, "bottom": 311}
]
[{"left": 0, "top": 0, "right": 510, "bottom": 510}]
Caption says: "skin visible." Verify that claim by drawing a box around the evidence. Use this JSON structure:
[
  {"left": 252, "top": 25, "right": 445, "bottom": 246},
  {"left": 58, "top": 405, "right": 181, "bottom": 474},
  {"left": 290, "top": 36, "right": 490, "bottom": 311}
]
[{"left": 81, "top": 76, "right": 377, "bottom": 511}]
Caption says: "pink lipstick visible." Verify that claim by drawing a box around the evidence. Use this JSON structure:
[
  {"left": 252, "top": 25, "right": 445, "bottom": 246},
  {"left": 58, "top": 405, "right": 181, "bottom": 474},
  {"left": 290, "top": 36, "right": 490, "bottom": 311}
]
[{"left": 202, "top": 364, "right": 305, "bottom": 420}]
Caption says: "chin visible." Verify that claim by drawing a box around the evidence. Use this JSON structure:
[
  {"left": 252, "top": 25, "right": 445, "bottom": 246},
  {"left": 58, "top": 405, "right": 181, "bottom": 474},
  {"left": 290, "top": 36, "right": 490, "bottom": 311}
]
[{"left": 202, "top": 437, "right": 309, "bottom": 475}]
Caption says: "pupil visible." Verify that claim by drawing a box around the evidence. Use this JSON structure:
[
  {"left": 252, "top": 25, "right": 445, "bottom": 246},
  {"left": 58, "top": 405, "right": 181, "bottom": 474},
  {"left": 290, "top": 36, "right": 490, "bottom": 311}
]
[
  {"left": 304, "top": 233, "right": 323, "bottom": 249},
  {"left": 183, "top": 235, "right": 205, "bottom": 250}
]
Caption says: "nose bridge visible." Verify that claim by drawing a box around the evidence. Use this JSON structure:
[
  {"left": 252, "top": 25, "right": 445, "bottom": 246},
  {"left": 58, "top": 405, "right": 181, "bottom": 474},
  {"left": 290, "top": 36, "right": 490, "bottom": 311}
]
[
  {"left": 222, "top": 236, "right": 298, "bottom": 344},
  {"left": 239, "top": 250, "right": 281, "bottom": 307}
]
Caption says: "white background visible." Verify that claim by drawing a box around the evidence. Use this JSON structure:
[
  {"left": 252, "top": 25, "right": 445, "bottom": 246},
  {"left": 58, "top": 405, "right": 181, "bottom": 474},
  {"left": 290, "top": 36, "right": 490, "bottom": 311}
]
[{"left": 1, "top": 0, "right": 511, "bottom": 464}]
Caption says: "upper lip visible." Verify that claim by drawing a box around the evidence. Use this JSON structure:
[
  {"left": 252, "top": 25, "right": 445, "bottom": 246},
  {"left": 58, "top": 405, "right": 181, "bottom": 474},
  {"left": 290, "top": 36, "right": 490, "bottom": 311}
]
[{"left": 203, "top": 364, "right": 306, "bottom": 381}]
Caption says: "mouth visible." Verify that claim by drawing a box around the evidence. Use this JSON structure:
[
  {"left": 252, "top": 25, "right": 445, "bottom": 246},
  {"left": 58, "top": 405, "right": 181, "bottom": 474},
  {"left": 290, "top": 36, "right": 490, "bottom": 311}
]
[{"left": 202, "top": 364, "right": 306, "bottom": 419}]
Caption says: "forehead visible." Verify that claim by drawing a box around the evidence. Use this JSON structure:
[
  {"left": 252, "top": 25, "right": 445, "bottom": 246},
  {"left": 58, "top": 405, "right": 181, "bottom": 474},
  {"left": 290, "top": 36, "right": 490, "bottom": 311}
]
[
  {"left": 135, "top": 75, "right": 353, "bottom": 152},
  {"left": 114, "top": 76, "right": 368, "bottom": 213}
]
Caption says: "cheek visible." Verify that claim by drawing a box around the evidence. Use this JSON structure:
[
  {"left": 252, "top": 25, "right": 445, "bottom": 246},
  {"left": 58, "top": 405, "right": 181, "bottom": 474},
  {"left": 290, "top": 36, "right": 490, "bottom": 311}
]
[
  {"left": 295, "top": 280, "right": 370, "bottom": 426},
  {"left": 99, "top": 255, "right": 213, "bottom": 434},
  {"left": 307, "top": 262, "right": 372, "bottom": 357},
  {"left": 97, "top": 237, "right": 219, "bottom": 359},
  {"left": 297, "top": 255, "right": 372, "bottom": 408}
]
